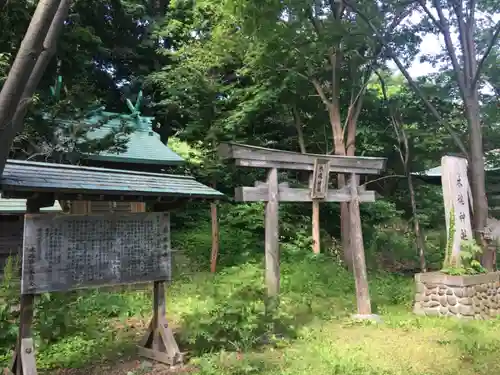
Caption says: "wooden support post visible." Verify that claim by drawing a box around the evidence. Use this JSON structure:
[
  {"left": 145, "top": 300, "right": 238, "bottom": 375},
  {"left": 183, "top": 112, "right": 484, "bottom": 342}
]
[
  {"left": 152, "top": 281, "right": 167, "bottom": 352},
  {"left": 138, "top": 212, "right": 182, "bottom": 366},
  {"left": 11, "top": 200, "right": 39, "bottom": 375},
  {"left": 309, "top": 173, "right": 321, "bottom": 254},
  {"left": 312, "top": 200, "right": 320, "bottom": 254},
  {"left": 265, "top": 168, "right": 280, "bottom": 302},
  {"left": 349, "top": 174, "right": 372, "bottom": 315},
  {"left": 210, "top": 200, "right": 219, "bottom": 273},
  {"left": 137, "top": 281, "right": 182, "bottom": 365}
]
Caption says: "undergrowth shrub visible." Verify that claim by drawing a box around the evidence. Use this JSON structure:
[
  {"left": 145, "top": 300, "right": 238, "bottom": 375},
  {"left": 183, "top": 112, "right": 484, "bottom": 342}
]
[
  {"left": 0, "top": 253, "right": 150, "bottom": 368},
  {"left": 367, "top": 220, "right": 445, "bottom": 272},
  {"left": 0, "top": 256, "right": 20, "bottom": 354},
  {"left": 179, "top": 263, "right": 296, "bottom": 354}
]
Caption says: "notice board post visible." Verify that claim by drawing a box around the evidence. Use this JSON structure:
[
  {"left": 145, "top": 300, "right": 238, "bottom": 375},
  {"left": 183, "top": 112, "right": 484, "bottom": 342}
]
[{"left": 11, "top": 211, "right": 181, "bottom": 374}]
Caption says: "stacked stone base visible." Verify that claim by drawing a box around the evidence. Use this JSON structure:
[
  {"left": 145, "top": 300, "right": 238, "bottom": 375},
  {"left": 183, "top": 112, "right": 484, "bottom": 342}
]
[{"left": 413, "top": 272, "right": 500, "bottom": 319}]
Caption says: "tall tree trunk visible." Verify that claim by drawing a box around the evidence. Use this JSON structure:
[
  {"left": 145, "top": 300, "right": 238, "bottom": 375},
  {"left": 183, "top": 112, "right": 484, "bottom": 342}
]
[
  {"left": 408, "top": 173, "right": 427, "bottom": 272},
  {"left": 343, "top": 85, "right": 363, "bottom": 270},
  {"left": 210, "top": 200, "right": 219, "bottom": 273},
  {"left": 292, "top": 105, "right": 321, "bottom": 253},
  {"left": 1, "top": 0, "right": 70, "bottom": 166},
  {"left": 0, "top": 0, "right": 62, "bottom": 175},
  {"left": 377, "top": 72, "right": 427, "bottom": 272},
  {"left": 468, "top": 95, "right": 492, "bottom": 269},
  {"left": 329, "top": 105, "right": 352, "bottom": 269},
  {"left": 310, "top": 41, "right": 373, "bottom": 315}
]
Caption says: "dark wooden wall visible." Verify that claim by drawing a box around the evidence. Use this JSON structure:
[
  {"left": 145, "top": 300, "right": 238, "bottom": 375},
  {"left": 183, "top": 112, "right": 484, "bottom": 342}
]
[
  {"left": 68, "top": 201, "right": 146, "bottom": 214},
  {"left": 0, "top": 215, "right": 23, "bottom": 269}
]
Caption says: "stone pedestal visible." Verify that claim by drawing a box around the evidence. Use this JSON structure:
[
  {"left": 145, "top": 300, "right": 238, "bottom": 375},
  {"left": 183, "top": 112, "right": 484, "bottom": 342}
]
[{"left": 413, "top": 272, "right": 500, "bottom": 319}]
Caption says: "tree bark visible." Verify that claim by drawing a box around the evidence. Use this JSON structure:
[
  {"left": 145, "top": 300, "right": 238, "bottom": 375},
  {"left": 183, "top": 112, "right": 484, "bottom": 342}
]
[
  {"left": 0, "top": 0, "right": 62, "bottom": 175},
  {"left": 377, "top": 72, "right": 427, "bottom": 272},
  {"left": 467, "top": 94, "right": 492, "bottom": 269},
  {"left": 210, "top": 200, "right": 219, "bottom": 273},
  {"left": 408, "top": 173, "right": 427, "bottom": 272},
  {"left": 292, "top": 105, "right": 321, "bottom": 253},
  {"left": 322, "top": 69, "right": 353, "bottom": 268},
  {"left": 0, "top": 0, "right": 70, "bottom": 171}
]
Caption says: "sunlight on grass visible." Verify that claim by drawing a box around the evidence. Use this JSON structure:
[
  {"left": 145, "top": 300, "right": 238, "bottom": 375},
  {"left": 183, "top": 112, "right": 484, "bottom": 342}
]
[{"left": 3, "top": 253, "right": 500, "bottom": 374}]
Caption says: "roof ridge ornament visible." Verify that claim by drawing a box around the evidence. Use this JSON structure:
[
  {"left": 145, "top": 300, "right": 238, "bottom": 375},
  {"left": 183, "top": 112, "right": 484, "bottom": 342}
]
[
  {"left": 49, "top": 75, "right": 63, "bottom": 101},
  {"left": 125, "top": 90, "right": 143, "bottom": 119}
]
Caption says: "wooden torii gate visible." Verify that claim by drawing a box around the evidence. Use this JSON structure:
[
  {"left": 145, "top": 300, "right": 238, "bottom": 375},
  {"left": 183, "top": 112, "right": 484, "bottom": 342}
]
[{"left": 219, "top": 143, "right": 387, "bottom": 315}]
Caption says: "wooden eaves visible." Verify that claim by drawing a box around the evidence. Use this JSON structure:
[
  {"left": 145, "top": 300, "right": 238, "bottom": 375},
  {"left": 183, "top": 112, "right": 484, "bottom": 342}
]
[{"left": 0, "top": 159, "right": 224, "bottom": 207}]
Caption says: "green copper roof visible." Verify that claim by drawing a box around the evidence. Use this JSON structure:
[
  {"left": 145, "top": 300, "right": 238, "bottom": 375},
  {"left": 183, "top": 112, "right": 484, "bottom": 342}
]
[
  {"left": 44, "top": 80, "right": 184, "bottom": 166},
  {"left": 413, "top": 152, "right": 500, "bottom": 184},
  {"left": 0, "top": 194, "right": 62, "bottom": 214},
  {"left": 79, "top": 111, "right": 185, "bottom": 165}
]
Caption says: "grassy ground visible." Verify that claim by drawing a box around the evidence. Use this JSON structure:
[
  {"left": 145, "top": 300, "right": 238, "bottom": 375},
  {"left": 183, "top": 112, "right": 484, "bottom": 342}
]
[{"left": 2, "top": 254, "right": 498, "bottom": 375}]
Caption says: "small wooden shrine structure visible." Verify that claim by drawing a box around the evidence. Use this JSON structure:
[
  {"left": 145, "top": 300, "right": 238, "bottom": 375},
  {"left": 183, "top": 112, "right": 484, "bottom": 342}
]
[
  {"left": 219, "top": 143, "right": 386, "bottom": 314},
  {"left": 0, "top": 159, "right": 223, "bottom": 375},
  {"left": 53, "top": 91, "right": 185, "bottom": 215},
  {"left": 0, "top": 195, "right": 61, "bottom": 269}
]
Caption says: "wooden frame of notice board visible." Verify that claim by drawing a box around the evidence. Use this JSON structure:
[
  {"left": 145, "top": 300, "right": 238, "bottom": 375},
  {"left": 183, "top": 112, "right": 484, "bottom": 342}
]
[
  {"left": 0, "top": 158, "right": 224, "bottom": 375},
  {"left": 11, "top": 210, "right": 181, "bottom": 375}
]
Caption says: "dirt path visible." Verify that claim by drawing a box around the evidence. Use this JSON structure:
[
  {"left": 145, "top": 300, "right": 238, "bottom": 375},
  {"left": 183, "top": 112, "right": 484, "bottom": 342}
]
[{"left": 47, "top": 359, "right": 198, "bottom": 375}]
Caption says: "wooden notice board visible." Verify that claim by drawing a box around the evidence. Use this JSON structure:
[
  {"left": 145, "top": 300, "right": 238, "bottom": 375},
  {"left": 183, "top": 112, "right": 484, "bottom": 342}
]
[{"left": 21, "top": 212, "right": 171, "bottom": 294}]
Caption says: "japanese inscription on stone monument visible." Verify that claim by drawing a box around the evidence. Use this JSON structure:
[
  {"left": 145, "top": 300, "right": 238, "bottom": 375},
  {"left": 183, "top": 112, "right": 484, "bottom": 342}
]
[
  {"left": 21, "top": 212, "right": 171, "bottom": 294},
  {"left": 441, "top": 156, "right": 473, "bottom": 264}
]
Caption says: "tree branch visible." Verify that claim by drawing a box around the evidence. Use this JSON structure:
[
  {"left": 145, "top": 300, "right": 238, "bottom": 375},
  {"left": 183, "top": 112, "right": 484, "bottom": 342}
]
[
  {"left": 472, "top": 20, "right": 500, "bottom": 89},
  {"left": 416, "top": 0, "right": 443, "bottom": 31},
  {"left": 0, "top": 0, "right": 71, "bottom": 172},
  {"left": 291, "top": 105, "right": 306, "bottom": 154},
  {"left": 311, "top": 78, "right": 332, "bottom": 108},
  {"left": 305, "top": 6, "right": 321, "bottom": 37},
  {"left": 453, "top": 1, "right": 473, "bottom": 85},
  {"left": 430, "top": 0, "right": 467, "bottom": 98},
  {"left": 0, "top": 0, "right": 61, "bottom": 132},
  {"left": 376, "top": 71, "right": 406, "bottom": 167},
  {"left": 328, "top": 0, "right": 345, "bottom": 19},
  {"left": 342, "top": 0, "right": 469, "bottom": 157},
  {"left": 468, "top": 0, "right": 475, "bottom": 20}
]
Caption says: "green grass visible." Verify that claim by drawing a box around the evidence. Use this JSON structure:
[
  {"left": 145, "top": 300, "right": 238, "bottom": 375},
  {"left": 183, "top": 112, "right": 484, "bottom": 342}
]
[
  {"left": 166, "top": 258, "right": 500, "bottom": 375},
  {"left": 1, "top": 255, "right": 497, "bottom": 375},
  {"left": 1, "top": 221, "right": 499, "bottom": 375}
]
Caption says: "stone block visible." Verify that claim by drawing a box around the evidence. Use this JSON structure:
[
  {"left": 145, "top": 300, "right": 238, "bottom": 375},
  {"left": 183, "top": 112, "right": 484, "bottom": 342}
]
[
  {"left": 448, "top": 305, "right": 458, "bottom": 314},
  {"left": 413, "top": 272, "right": 500, "bottom": 320},
  {"left": 416, "top": 282, "right": 425, "bottom": 293},
  {"left": 425, "top": 308, "right": 440, "bottom": 316},
  {"left": 458, "top": 297, "right": 472, "bottom": 305},
  {"left": 458, "top": 305, "right": 474, "bottom": 316},
  {"left": 446, "top": 295, "right": 458, "bottom": 306}
]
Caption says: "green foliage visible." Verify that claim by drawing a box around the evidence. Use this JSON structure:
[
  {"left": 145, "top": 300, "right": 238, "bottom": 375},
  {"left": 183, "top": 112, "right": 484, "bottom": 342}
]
[
  {"left": 179, "top": 263, "right": 296, "bottom": 354},
  {"left": 0, "top": 257, "right": 149, "bottom": 369},
  {"left": 442, "top": 208, "right": 486, "bottom": 275},
  {"left": 442, "top": 240, "right": 487, "bottom": 276},
  {"left": 3, "top": 0, "right": 500, "bottom": 373},
  {"left": 2, "top": 219, "right": 500, "bottom": 374},
  {"left": 0, "top": 256, "right": 21, "bottom": 348},
  {"left": 444, "top": 207, "right": 456, "bottom": 268}
]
